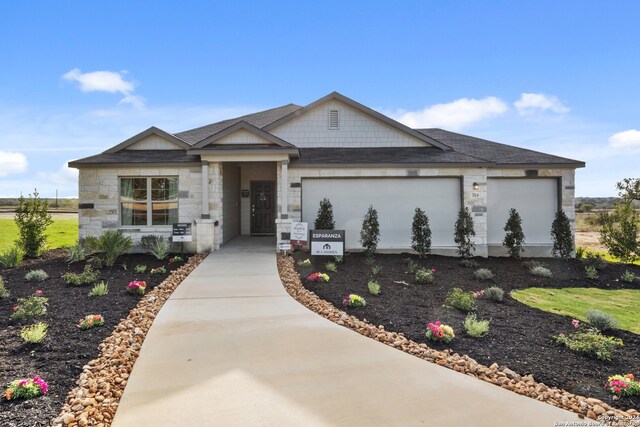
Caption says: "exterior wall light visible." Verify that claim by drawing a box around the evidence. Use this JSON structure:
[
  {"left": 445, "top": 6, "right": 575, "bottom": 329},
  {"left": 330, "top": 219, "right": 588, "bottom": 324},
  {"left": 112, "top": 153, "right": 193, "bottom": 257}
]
[{"left": 472, "top": 182, "right": 480, "bottom": 191}]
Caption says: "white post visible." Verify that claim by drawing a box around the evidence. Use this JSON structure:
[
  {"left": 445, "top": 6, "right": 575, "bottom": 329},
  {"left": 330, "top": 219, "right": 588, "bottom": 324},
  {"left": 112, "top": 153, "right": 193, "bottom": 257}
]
[
  {"left": 281, "top": 160, "right": 288, "bottom": 219},
  {"left": 201, "top": 161, "right": 210, "bottom": 219}
]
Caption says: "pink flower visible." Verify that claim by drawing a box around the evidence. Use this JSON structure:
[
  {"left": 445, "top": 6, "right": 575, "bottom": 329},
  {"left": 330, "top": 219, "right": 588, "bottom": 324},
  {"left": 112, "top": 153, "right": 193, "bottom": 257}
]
[
  {"left": 12, "top": 306, "right": 18, "bottom": 312},
  {"left": 35, "top": 290, "right": 43, "bottom": 295},
  {"left": 431, "top": 268, "right": 436, "bottom": 273},
  {"left": 572, "top": 319, "right": 580, "bottom": 329}
]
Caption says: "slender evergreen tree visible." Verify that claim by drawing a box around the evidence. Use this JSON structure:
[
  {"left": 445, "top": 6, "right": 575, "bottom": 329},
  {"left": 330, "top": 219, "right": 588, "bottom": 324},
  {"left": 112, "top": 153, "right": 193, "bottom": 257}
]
[
  {"left": 454, "top": 207, "right": 476, "bottom": 258},
  {"left": 551, "top": 209, "right": 573, "bottom": 258},
  {"left": 14, "top": 189, "right": 53, "bottom": 258},
  {"left": 360, "top": 205, "right": 380, "bottom": 256},
  {"left": 314, "top": 198, "right": 335, "bottom": 230},
  {"left": 411, "top": 208, "right": 432, "bottom": 258},
  {"left": 503, "top": 208, "right": 525, "bottom": 259}
]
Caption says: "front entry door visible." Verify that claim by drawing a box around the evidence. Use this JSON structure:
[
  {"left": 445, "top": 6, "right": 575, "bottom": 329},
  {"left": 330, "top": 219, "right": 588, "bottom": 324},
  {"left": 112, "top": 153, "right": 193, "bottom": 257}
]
[{"left": 250, "top": 181, "right": 275, "bottom": 235}]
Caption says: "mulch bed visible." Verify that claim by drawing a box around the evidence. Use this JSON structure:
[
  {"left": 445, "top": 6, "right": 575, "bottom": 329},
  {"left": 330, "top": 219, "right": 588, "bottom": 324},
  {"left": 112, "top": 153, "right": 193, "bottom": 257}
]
[
  {"left": 294, "top": 252, "right": 640, "bottom": 412},
  {"left": 0, "top": 250, "right": 190, "bottom": 427}
]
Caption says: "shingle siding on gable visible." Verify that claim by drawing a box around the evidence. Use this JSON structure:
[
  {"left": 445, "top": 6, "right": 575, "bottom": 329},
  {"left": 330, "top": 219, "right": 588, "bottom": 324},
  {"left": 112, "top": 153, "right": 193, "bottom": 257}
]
[
  {"left": 270, "top": 100, "right": 427, "bottom": 148},
  {"left": 215, "top": 129, "right": 273, "bottom": 145},
  {"left": 126, "top": 135, "right": 182, "bottom": 150}
]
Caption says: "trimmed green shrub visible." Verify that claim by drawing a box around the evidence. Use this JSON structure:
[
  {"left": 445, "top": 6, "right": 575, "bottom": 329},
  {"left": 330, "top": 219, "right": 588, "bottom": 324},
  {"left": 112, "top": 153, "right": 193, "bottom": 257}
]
[
  {"left": 530, "top": 266, "right": 553, "bottom": 278},
  {"left": 24, "top": 269, "right": 48, "bottom": 283},
  {"left": 85, "top": 230, "right": 132, "bottom": 267},
  {"left": 63, "top": 265, "right": 99, "bottom": 286},
  {"left": 551, "top": 209, "right": 573, "bottom": 258},
  {"left": 411, "top": 208, "right": 431, "bottom": 258},
  {"left": 503, "top": 208, "right": 525, "bottom": 259},
  {"left": 585, "top": 266, "right": 598, "bottom": 280},
  {"left": 621, "top": 270, "right": 637, "bottom": 283},
  {"left": 415, "top": 268, "right": 434, "bottom": 284},
  {"left": 14, "top": 189, "right": 53, "bottom": 257},
  {"left": 360, "top": 205, "right": 380, "bottom": 256},
  {"left": 553, "top": 328, "right": 623, "bottom": 361},
  {"left": 0, "top": 245, "right": 24, "bottom": 269},
  {"left": 325, "top": 262, "right": 337, "bottom": 272},
  {"left": 586, "top": 309, "right": 619, "bottom": 331},
  {"left": 484, "top": 286, "right": 504, "bottom": 302},
  {"left": 88, "top": 281, "right": 109, "bottom": 297},
  {"left": 454, "top": 207, "right": 476, "bottom": 258},
  {"left": 314, "top": 198, "right": 335, "bottom": 230},
  {"left": 20, "top": 322, "right": 48, "bottom": 344},
  {"left": 367, "top": 280, "right": 381, "bottom": 296},
  {"left": 463, "top": 313, "right": 490, "bottom": 338},
  {"left": 445, "top": 288, "right": 476, "bottom": 312},
  {"left": 474, "top": 268, "right": 494, "bottom": 281}
]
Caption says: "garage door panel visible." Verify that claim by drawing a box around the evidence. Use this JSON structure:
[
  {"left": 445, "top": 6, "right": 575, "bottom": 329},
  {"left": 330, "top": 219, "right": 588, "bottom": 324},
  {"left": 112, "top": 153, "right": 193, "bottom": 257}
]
[
  {"left": 302, "top": 178, "right": 460, "bottom": 249},
  {"left": 487, "top": 179, "right": 557, "bottom": 245}
]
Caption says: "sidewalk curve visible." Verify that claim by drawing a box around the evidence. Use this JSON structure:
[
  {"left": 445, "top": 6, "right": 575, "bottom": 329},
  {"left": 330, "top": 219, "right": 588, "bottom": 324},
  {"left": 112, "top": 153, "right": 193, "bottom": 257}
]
[{"left": 113, "top": 238, "right": 582, "bottom": 426}]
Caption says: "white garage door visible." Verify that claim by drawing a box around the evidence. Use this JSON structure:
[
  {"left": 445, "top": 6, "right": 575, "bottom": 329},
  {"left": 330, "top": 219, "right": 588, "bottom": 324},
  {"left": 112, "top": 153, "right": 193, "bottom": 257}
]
[
  {"left": 487, "top": 178, "right": 558, "bottom": 245},
  {"left": 302, "top": 178, "right": 461, "bottom": 250}
]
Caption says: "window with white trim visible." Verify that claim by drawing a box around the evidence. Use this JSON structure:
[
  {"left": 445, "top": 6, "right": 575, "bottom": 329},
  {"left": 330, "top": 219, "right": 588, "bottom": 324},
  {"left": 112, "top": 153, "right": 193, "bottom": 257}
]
[{"left": 120, "top": 177, "right": 178, "bottom": 226}]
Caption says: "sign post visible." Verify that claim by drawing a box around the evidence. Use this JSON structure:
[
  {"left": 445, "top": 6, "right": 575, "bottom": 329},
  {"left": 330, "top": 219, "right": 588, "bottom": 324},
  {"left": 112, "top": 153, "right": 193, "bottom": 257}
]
[
  {"left": 172, "top": 223, "right": 193, "bottom": 254},
  {"left": 310, "top": 230, "right": 345, "bottom": 257}
]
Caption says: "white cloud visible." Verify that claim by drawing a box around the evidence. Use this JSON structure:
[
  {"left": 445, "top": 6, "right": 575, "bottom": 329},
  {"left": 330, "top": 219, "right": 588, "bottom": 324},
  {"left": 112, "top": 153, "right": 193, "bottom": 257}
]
[
  {"left": 63, "top": 68, "right": 145, "bottom": 108},
  {"left": 609, "top": 129, "right": 640, "bottom": 149},
  {"left": 38, "top": 163, "right": 79, "bottom": 186},
  {"left": 514, "top": 93, "right": 570, "bottom": 115},
  {"left": 0, "top": 151, "right": 28, "bottom": 177},
  {"left": 392, "top": 97, "right": 508, "bottom": 130}
]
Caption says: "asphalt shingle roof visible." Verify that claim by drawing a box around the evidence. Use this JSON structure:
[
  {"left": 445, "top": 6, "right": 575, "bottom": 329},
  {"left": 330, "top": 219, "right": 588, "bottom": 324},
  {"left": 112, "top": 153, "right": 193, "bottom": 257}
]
[
  {"left": 68, "top": 151, "right": 200, "bottom": 166},
  {"left": 293, "top": 147, "right": 486, "bottom": 166}
]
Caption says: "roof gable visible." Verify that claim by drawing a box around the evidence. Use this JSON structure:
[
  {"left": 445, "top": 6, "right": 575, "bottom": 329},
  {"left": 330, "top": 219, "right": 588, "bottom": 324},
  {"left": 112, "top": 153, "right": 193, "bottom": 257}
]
[
  {"left": 104, "top": 127, "right": 190, "bottom": 153},
  {"left": 191, "top": 121, "right": 296, "bottom": 149}
]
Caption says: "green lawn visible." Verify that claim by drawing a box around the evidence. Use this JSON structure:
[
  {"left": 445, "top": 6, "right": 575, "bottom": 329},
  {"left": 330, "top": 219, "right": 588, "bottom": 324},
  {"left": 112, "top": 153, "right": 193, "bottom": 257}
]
[
  {"left": 579, "top": 248, "right": 640, "bottom": 266},
  {"left": 0, "top": 219, "right": 78, "bottom": 252},
  {"left": 511, "top": 287, "right": 640, "bottom": 334}
]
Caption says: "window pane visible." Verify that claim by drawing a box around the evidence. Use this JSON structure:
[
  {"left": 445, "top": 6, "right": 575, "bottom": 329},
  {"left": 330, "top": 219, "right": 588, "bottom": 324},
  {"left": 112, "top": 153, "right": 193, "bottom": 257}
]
[
  {"left": 151, "top": 201, "right": 178, "bottom": 225},
  {"left": 121, "top": 178, "right": 147, "bottom": 201},
  {"left": 121, "top": 202, "right": 148, "bottom": 225},
  {"left": 151, "top": 178, "right": 178, "bottom": 201}
]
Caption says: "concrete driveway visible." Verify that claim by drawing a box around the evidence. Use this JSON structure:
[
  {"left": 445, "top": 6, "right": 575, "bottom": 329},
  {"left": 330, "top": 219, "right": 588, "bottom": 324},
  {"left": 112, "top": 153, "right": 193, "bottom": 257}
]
[{"left": 112, "top": 237, "right": 582, "bottom": 426}]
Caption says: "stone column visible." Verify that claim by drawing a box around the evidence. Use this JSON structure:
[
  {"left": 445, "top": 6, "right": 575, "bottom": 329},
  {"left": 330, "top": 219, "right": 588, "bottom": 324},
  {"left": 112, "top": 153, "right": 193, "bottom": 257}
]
[
  {"left": 201, "top": 161, "right": 210, "bottom": 219},
  {"left": 280, "top": 160, "right": 289, "bottom": 219}
]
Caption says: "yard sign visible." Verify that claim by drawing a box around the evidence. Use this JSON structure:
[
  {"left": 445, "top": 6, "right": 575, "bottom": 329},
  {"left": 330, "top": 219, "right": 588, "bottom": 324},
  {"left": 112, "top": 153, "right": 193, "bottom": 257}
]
[
  {"left": 310, "top": 230, "right": 345, "bottom": 256},
  {"left": 172, "top": 223, "right": 192, "bottom": 242},
  {"left": 291, "top": 222, "right": 308, "bottom": 246}
]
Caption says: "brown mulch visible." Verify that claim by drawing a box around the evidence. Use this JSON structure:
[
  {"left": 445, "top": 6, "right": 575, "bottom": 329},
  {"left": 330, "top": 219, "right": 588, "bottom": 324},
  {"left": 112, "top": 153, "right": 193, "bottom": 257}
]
[{"left": 293, "top": 252, "right": 640, "bottom": 412}]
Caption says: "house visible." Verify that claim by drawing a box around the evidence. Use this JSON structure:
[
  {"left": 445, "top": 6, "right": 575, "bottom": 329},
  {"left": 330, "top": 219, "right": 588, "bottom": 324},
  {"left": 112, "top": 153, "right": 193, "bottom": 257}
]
[{"left": 69, "top": 92, "right": 585, "bottom": 256}]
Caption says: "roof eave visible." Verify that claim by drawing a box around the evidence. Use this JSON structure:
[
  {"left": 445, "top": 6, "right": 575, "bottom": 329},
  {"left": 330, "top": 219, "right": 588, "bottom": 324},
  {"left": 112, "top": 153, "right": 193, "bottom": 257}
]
[
  {"left": 191, "top": 121, "right": 295, "bottom": 149},
  {"left": 103, "top": 126, "right": 191, "bottom": 153}
]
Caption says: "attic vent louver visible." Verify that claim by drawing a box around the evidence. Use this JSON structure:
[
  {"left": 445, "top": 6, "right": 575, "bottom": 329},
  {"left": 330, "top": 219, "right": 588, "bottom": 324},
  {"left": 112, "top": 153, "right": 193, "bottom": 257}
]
[{"left": 328, "top": 110, "right": 339, "bottom": 130}]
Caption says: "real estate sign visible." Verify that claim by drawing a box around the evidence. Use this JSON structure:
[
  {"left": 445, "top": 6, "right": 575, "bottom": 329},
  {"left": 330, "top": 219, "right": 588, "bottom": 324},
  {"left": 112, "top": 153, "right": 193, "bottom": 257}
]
[
  {"left": 310, "top": 230, "right": 345, "bottom": 256},
  {"left": 172, "top": 223, "right": 193, "bottom": 242},
  {"left": 291, "top": 222, "right": 308, "bottom": 245}
]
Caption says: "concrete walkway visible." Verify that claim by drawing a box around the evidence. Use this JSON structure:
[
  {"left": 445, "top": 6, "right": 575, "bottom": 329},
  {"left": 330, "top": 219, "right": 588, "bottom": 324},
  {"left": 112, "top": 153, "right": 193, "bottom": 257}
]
[{"left": 113, "top": 237, "right": 582, "bottom": 426}]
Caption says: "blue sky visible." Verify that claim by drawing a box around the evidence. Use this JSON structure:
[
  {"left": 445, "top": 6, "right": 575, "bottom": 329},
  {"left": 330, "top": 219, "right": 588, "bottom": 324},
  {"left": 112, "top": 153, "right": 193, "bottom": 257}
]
[{"left": 1, "top": 1, "right": 638, "bottom": 197}]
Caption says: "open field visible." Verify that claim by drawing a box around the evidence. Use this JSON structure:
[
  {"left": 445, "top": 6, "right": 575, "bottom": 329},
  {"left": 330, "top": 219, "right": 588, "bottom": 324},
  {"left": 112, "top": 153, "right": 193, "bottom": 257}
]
[{"left": 0, "top": 214, "right": 78, "bottom": 252}]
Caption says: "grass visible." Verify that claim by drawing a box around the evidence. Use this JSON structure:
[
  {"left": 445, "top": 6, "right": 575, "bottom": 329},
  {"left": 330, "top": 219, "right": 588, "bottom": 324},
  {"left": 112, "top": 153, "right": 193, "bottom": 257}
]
[
  {"left": 580, "top": 248, "right": 640, "bottom": 266},
  {"left": 0, "top": 219, "right": 78, "bottom": 253},
  {"left": 511, "top": 287, "right": 640, "bottom": 334}
]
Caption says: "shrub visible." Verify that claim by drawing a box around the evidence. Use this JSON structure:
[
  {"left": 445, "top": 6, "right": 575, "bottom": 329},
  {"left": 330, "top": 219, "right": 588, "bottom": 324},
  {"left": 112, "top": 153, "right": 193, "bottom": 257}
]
[
  {"left": 88, "top": 281, "right": 109, "bottom": 297},
  {"left": 20, "top": 322, "right": 48, "bottom": 344},
  {"left": 551, "top": 209, "right": 573, "bottom": 258},
  {"left": 586, "top": 309, "right": 619, "bottom": 331},
  {"left": 63, "top": 265, "right": 99, "bottom": 286},
  {"left": 342, "top": 294, "right": 366, "bottom": 308},
  {"left": 463, "top": 313, "right": 490, "bottom": 338},
  {"left": 11, "top": 291, "right": 48, "bottom": 320},
  {"left": 411, "top": 208, "right": 431, "bottom": 258},
  {"left": 297, "top": 259, "right": 311, "bottom": 267},
  {"left": 503, "top": 208, "right": 525, "bottom": 259},
  {"left": 150, "top": 266, "right": 166, "bottom": 275},
  {"left": 0, "top": 277, "right": 10, "bottom": 299},
  {"left": 371, "top": 264, "right": 382, "bottom": 276},
  {"left": 599, "top": 201, "right": 640, "bottom": 263},
  {"left": 147, "top": 237, "right": 171, "bottom": 260},
  {"left": 621, "top": 270, "right": 637, "bottom": 283},
  {"left": 415, "top": 268, "right": 435, "bottom": 284},
  {"left": 585, "top": 266, "right": 598, "bottom": 280},
  {"left": 78, "top": 314, "right": 105, "bottom": 330},
  {"left": 454, "top": 207, "right": 476, "bottom": 258},
  {"left": 459, "top": 259, "right": 479, "bottom": 268},
  {"left": 530, "top": 265, "right": 553, "bottom": 278},
  {"left": 522, "top": 260, "right": 542, "bottom": 270},
  {"left": 425, "top": 321, "right": 455, "bottom": 343},
  {"left": 65, "top": 243, "right": 87, "bottom": 264},
  {"left": 2, "top": 376, "right": 48, "bottom": 401},
  {"left": 575, "top": 246, "right": 586, "bottom": 259},
  {"left": 25, "top": 269, "right": 48, "bottom": 282},
  {"left": 359, "top": 205, "right": 380, "bottom": 256},
  {"left": 325, "top": 262, "right": 337, "bottom": 272},
  {"left": 484, "top": 286, "right": 505, "bottom": 302},
  {"left": 14, "top": 189, "right": 53, "bottom": 258},
  {"left": 168, "top": 255, "right": 184, "bottom": 264},
  {"left": 127, "top": 280, "right": 147, "bottom": 295},
  {"left": 140, "top": 235, "right": 161, "bottom": 252},
  {"left": 134, "top": 264, "right": 147, "bottom": 274},
  {"left": 605, "top": 374, "right": 640, "bottom": 399},
  {"left": 474, "top": 268, "right": 494, "bottom": 281},
  {"left": 584, "top": 252, "right": 607, "bottom": 270},
  {"left": 314, "top": 198, "right": 335, "bottom": 230},
  {"left": 445, "top": 288, "right": 476, "bottom": 312},
  {"left": 0, "top": 245, "right": 24, "bottom": 269},
  {"left": 306, "top": 272, "right": 330, "bottom": 282},
  {"left": 407, "top": 259, "right": 419, "bottom": 274},
  {"left": 368, "top": 280, "right": 381, "bottom": 296},
  {"left": 553, "top": 328, "right": 623, "bottom": 361},
  {"left": 85, "top": 230, "right": 132, "bottom": 267}
]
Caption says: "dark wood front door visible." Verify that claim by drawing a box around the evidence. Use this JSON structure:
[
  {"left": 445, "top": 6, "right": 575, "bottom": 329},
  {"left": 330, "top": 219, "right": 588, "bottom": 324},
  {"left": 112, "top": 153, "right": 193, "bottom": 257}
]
[{"left": 250, "top": 181, "right": 275, "bottom": 235}]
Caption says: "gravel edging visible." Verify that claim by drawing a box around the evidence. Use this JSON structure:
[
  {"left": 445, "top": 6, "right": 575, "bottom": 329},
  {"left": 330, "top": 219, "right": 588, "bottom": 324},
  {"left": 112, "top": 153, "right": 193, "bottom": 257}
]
[
  {"left": 50, "top": 255, "right": 205, "bottom": 427},
  {"left": 277, "top": 255, "right": 640, "bottom": 426}
]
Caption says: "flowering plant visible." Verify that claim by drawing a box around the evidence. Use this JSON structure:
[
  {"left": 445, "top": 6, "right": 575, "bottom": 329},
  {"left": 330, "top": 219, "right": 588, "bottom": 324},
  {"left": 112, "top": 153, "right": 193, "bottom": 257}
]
[
  {"left": 306, "top": 272, "right": 330, "bottom": 282},
  {"left": 150, "top": 266, "right": 166, "bottom": 275},
  {"left": 127, "top": 280, "right": 147, "bottom": 295},
  {"left": 425, "top": 321, "right": 455, "bottom": 343},
  {"left": 342, "top": 294, "right": 366, "bottom": 307},
  {"left": 78, "top": 314, "right": 105, "bottom": 330},
  {"left": 605, "top": 374, "right": 640, "bottom": 399},
  {"left": 168, "top": 256, "right": 184, "bottom": 264},
  {"left": 11, "top": 291, "right": 48, "bottom": 320},
  {"left": 472, "top": 290, "right": 485, "bottom": 299},
  {"left": 3, "top": 376, "right": 48, "bottom": 401}
]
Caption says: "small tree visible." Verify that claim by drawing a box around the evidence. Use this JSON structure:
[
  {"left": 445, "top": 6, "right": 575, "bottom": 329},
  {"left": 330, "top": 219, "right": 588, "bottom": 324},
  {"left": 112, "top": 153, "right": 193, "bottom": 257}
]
[
  {"left": 551, "top": 209, "right": 573, "bottom": 258},
  {"left": 454, "top": 207, "right": 475, "bottom": 258},
  {"left": 314, "top": 198, "right": 335, "bottom": 230},
  {"left": 503, "top": 208, "right": 525, "bottom": 259},
  {"left": 411, "top": 208, "right": 431, "bottom": 258},
  {"left": 360, "top": 205, "right": 380, "bottom": 256},
  {"left": 616, "top": 178, "right": 640, "bottom": 202},
  {"left": 14, "top": 189, "right": 53, "bottom": 258},
  {"left": 599, "top": 201, "right": 639, "bottom": 263}
]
